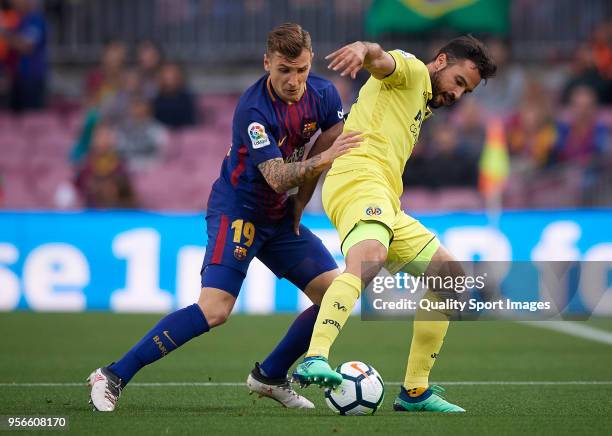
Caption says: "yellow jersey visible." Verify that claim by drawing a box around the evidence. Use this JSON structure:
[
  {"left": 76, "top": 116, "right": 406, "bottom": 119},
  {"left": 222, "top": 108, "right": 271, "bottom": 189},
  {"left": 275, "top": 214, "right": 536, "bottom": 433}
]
[{"left": 330, "top": 50, "right": 432, "bottom": 197}]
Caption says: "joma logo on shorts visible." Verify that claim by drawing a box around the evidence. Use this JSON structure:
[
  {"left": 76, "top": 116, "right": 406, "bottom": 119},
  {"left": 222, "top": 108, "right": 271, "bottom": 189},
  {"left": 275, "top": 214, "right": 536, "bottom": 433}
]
[{"left": 322, "top": 319, "right": 341, "bottom": 330}]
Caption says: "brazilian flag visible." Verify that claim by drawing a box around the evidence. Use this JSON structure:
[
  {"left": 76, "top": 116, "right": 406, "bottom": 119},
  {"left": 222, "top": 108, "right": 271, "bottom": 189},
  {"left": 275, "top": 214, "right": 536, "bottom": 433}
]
[{"left": 366, "top": 0, "right": 510, "bottom": 36}]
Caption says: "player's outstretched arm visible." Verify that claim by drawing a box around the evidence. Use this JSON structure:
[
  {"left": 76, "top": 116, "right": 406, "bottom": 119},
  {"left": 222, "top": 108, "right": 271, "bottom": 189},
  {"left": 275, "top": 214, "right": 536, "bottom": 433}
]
[
  {"left": 326, "top": 41, "right": 395, "bottom": 80},
  {"left": 257, "top": 130, "right": 362, "bottom": 194}
]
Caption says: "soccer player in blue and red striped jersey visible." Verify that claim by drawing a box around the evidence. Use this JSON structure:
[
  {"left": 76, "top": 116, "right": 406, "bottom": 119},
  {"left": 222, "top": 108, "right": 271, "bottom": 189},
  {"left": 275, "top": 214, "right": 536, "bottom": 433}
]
[{"left": 88, "top": 23, "right": 362, "bottom": 411}]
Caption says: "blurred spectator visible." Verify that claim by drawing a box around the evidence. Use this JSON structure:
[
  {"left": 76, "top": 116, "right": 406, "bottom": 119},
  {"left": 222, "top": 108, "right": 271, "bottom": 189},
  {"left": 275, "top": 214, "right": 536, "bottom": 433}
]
[
  {"left": 75, "top": 123, "right": 136, "bottom": 208},
  {"left": 117, "top": 97, "right": 168, "bottom": 171},
  {"left": 402, "top": 144, "right": 431, "bottom": 188},
  {"left": 472, "top": 38, "right": 525, "bottom": 117},
  {"left": 429, "top": 123, "right": 479, "bottom": 188},
  {"left": 100, "top": 68, "right": 145, "bottom": 125},
  {"left": 0, "top": 0, "right": 18, "bottom": 108},
  {"left": 330, "top": 75, "right": 357, "bottom": 113},
  {"left": 455, "top": 97, "right": 486, "bottom": 160},
  {"left": 511, "top": 86, "right": 610, "bottom": 208},
  {"left": 403, "top": 121, "right": 478, "bottom": 189},
  {"left": 70, "top": 108, "right": 101, "bottom": 164},
  {"left": 153, "top": 62, "right": 197, "bottom": 129},
  {"left": 3, "top": 0, "right": 47, "bottom": 112},
  {"left": 507, "top": 81, "right": 558, "bottom": 168},
  {"left": 590, "top": 22, "right": 611, "bottom": 80},
  {"left": 561, "top": 43, "right": 611, "bottom": 105},
  {"left": 553, "top": 86, "right": 608, "bottom": 164},
  {"left": 136, "top": 39, "right": 163, "bottom": 100},
  {"left": 85, "top": 39, "right": 127, "bottom": 107}
]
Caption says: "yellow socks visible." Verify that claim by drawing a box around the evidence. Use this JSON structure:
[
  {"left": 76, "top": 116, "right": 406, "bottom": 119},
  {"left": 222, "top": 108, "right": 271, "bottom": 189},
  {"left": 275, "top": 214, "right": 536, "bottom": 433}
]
[
  {"left": 306, "top": 273, "right": 362, "bottom": 358},
  {"left": 404, "top": 290, "right": 450, "bottom": 389}
]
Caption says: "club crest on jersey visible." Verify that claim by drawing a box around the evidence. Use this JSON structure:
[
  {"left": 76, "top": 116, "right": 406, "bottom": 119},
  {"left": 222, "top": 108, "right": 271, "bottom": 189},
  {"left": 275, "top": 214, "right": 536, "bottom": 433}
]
[
  {"left": 248, "top": 122, "right": 270, "bottom": 149},
  {"left": 365, "top": 205, "right": 382, "bottom": 216},
  {"left": 301, "top": 120, "right": 317, "bottom": 140},
  {"left": 233, "top": 246, "right": 247, "bottom": 261}
]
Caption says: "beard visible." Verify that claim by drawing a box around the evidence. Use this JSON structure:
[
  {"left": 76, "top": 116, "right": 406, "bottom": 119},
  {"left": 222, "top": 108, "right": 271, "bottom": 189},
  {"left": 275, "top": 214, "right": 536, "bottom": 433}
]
[{"left": 429, "top": 69, "right": 455, "bottom": 109}]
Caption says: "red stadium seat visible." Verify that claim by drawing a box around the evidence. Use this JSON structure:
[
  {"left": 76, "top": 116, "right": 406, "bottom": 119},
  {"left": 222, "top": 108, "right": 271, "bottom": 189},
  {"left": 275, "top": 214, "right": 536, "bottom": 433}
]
[
  {"left": 0, "top": 136, "right": 29, "bottom": 170},
  {"left": 401, "top": 188, "right": 437, "bottom": 212},
  {"left": 2, "top": 168, "right": 38, "bottom": 208},
  {"left": 436, "top": 188, "right": 483, "bottom": 211},
  {"left": 18, "top": 112, "right": 62, "bottom": 134}
]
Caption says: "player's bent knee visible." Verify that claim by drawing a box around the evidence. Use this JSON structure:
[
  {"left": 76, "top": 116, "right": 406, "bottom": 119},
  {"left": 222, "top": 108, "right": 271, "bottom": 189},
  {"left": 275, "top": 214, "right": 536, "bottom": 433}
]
[
  {"left": 303, "top": 269, "right": 340, "bottom": 305},
  {"left": 198, "top": 302, "right": 232, "bottom": 328},
  {"left": 432, "top": 246, "right": 465, "bottom": 276},
  {"left": 427, "top": 245, "right": 466, "bottom": 295},
  {"left": 345, "top": 240, "right": 387, "bottom": 285},
  {"left": 197, "top": 287, "right": 236, "bottom": 328}
]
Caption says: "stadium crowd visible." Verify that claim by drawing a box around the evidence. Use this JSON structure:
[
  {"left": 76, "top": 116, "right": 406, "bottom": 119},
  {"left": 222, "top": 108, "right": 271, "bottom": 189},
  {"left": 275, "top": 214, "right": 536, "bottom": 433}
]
[{"left": 0, "top": 0, "right": 610, "bottom": 211}]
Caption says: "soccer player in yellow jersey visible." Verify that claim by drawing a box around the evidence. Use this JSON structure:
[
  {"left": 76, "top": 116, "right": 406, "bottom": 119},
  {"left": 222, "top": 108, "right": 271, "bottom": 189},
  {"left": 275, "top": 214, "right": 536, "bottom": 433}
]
[{"left": 294, "top": 36, "right": 496, "bottom": 412}]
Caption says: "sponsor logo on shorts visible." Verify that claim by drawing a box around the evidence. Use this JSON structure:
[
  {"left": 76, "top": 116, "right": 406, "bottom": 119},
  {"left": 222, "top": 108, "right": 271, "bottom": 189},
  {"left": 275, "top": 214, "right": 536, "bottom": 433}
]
[
  {"left": 333, "top": 301, "right": 347, "bottom": 312},
  {"left": 248, "top": 122, "right": 270, "bottom": 149},
  {"left": 234, "top": 246, "right": 247, "bottom": 261},
  {"left": 431, "top": 353, "right": 439, "bottom": 359},
  {"left": 365, "top": 206, "right": 382, "bottom": 216},
  {"left": 322, "top": 319, "right": 341, "bottom": 330}
]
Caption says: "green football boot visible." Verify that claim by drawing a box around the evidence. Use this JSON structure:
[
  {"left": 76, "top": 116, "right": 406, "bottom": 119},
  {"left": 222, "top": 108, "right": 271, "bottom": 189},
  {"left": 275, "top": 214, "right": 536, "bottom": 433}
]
[
  {"left": 393, "top": 385, "right": 465, "bottom": 413},
  {"left": 292, "top": 356, "right": 343, "bottom": 388}
]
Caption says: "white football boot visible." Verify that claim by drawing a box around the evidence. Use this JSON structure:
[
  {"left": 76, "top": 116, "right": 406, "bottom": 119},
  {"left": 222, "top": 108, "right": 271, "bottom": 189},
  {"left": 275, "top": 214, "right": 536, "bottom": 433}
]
[
  {"left": 87, "top": 367, "right": 124, "bottom": 412},
  {"left": 246, "top": 362, "right": 314, "bottom": 409}
]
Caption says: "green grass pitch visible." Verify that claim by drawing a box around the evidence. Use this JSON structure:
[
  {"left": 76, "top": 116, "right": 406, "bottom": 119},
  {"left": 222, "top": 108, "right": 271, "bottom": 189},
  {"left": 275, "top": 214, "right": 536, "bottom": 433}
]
[{"left": 1, "top": 313, "right": 611, "bottom": 435}]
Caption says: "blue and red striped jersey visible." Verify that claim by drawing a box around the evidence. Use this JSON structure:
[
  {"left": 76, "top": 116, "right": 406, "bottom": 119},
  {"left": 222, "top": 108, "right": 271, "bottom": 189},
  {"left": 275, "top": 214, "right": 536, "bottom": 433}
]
[{"left": 207, "top": 73, "right": 343, "bottom": 222}]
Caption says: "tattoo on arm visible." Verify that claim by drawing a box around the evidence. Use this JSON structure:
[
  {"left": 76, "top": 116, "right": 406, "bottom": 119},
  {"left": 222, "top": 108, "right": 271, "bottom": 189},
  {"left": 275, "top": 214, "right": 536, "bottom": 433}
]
[{"left": 257, "top": 155, "right": 324, "bottom": 193}]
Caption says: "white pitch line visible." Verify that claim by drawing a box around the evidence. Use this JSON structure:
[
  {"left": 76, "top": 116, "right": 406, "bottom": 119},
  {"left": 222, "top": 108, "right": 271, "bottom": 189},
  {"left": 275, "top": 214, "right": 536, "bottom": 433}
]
[
  {"left": 520, "top": 321, "right": 612, "bottom": 346},
  {"left": 1, "top": 381, "right": 612, "bottom": 387}
]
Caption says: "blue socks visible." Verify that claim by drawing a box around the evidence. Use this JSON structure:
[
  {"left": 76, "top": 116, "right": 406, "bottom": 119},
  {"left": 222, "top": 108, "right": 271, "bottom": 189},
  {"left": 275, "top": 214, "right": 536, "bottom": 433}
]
[
  {"left": 109, "top": 303, "right": 209, "bottom": 384},
  {"left": 108, "top": 303, "right": 318, "bottom": 384},
  {"left": 259, "top": 305, "right": 320, "bottom": 379}
]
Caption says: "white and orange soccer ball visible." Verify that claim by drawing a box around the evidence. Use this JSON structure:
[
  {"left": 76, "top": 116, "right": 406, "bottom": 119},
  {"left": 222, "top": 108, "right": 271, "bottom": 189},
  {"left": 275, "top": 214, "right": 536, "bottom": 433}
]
[{"left": 324, "top": 361, "right": 385, "bottom": 415}]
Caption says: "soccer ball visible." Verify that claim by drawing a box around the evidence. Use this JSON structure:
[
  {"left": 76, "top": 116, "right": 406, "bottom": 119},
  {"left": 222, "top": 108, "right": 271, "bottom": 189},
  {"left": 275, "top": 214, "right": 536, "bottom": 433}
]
[{"left": 324, "top": 361, "right": 384, "bottom": 415}]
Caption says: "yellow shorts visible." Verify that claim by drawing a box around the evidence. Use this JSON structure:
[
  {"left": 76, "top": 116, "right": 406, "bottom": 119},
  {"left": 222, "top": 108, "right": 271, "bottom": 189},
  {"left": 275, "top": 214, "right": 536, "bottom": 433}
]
[{"left": 322, "top": 168, "right": 438, "bottom": 274}]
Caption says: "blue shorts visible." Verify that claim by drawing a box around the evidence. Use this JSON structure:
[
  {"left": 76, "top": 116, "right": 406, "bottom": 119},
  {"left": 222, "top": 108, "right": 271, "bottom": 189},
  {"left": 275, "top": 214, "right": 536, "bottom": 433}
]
[{"left": 201, "top": 212, "right": 337, "bottom": 297}]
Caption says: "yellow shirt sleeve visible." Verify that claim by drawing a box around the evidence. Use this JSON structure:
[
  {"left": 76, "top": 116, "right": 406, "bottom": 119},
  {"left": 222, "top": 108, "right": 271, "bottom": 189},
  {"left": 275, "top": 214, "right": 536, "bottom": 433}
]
[{"left": 381, "top": 50, "right": 426, "bottom": 90}]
